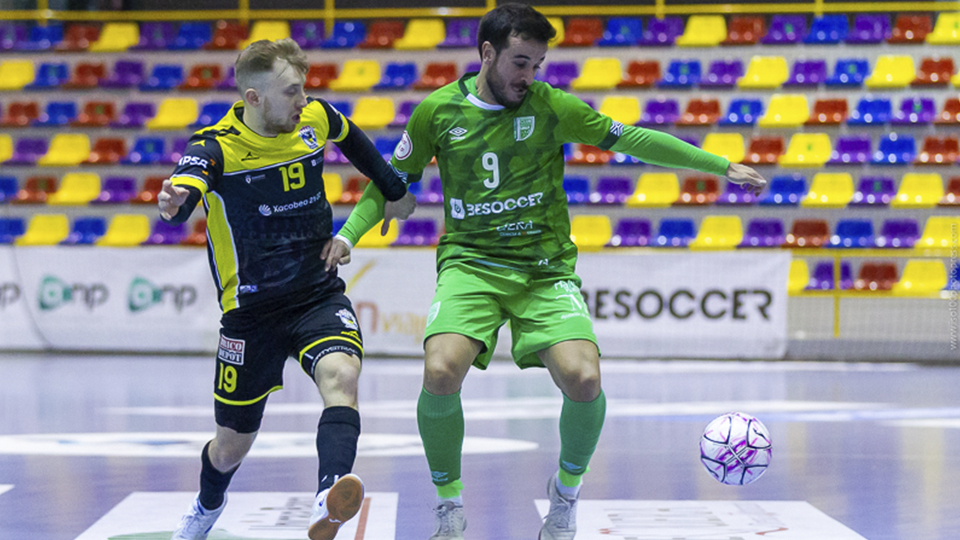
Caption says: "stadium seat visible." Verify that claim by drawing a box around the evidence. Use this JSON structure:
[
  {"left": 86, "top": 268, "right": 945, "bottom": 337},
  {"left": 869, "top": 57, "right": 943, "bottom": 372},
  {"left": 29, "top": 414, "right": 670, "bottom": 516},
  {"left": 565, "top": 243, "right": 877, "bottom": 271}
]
[
  {"left": 560, "top": 18, "right": 604, "bottom": 47},
  {"left": 805, "top": 15, "right": 848, "bottom": 43},
  {"left": 892, "top": 259, "right": 948, "bottom": 296},
  {"left": 97, "top": 214, "right": 151, "bottom": 247},
  {"left": 891, "top": 97, "right": 936, "bottom": 125},
  {"left": 133, "top": 21, "right": 175, "bottom": 50},
  {"left": 412, "top": 62, "right": 456, "bottom": 90},
  {"left": 597, "top": 17, "right": 643, "bottom": 47},
  {"left": 803, "top": 173, "right": 854, "bottom": 208},
  {"left": 876, "top": 219, "right": 920, "bottom": 248},
  {"left": 701, "top": 133, "right": 744, "bottom": 163},
  {"left": 638, "top": 16, "right": 683, "bottom": 46},
  {"left": 111, "top": 102, "right": 155, "bottom": 129},
  {"left": 953, "top": 71, "right": 960, "bottom": 87},
  {"left": 846, "top": 14, "right": 890, "bottom": 43},
  {"left": 180, "top": 219, "right": 207, "bottom": 246},
  {"left": 374, "top": 62, "right": 416, "bottom": 90},
  {"left": 892, "top": 173, "right": 944, "bottom": 208},
  {"left": 866, "top": 56, "right": 915, "bottom": 88},
  {"left": 439, "top": 18, "right": 478, "bottom": 48},
  {"left": 0, "top": 217, "right": 25, "bottom": 244},
  {"left": 927, "top": 12, "right": 960, "bottom": 44},
  {"left": 676, "top": 15, "right": 726, "bottom": 47},
  {"left": 563, "top": 177, "right": 590, "bottom": 205},
  {"left": 854, "top": 263, "right": 899, "bottom": 291},
  {"left": 690, "top": 216, "right": 742, "bottom": 250},
  {"left": 192, "top": 101, "right": 232, "bottom": 128},
  {"left": 170, "top": 22, "right": 211, "bottom": 50},
  {"left": 830, "top": 219, "right": 874, "bottom": 248},
  {"left": 829, "top": 135, "right": 872, "bottom": 165},
  {"left": 12, "top": 176, "right": 56, "bottom": 204},
  {"left": 914, "top": 57, "right": 954, "bottom": 86},
  {"left": 941, "top": 177, "right": 960, "bottom": 206},
  {"left": 324, "top": 144, "right": 349, "bottom": 165},
  {"left": 0, "top": 60, "right": 34, "bottom": 90},
  {"left": 761, "top": 15, "right": 807, "bottom": 44},
  {"left": 180, "top": 64, "right": 222, "bottom": 90},
  {"left": 100, "top": 60, "right": 145, "bottom": 88},
  {"left": 290, "top": 20, "right": 324, "bottom": 49},
  {"left": 394, "top": 219, "right": 439, "bottom": 247},
  {"left": 717, "top": 181, "right": 760, "bottom": 206},
  {"left": 337, "top": 176, "right": 367, "bottom": 205},
  {"left": 0, "top": 135, "right": 10, "bottom": 164},
  {"left": 33, "top": 101, "right": 77, "bottom": 127},
  {"left": 394, "top": 19, "right": 445, "bottom": 50},
  {"left": 785, "top": 59, "right": 827, "bottom": 86},
  {"left": 759, "top": 174, "right": 807, "bottom": 206},
  {"left": 133, "top": 177, "right": 165, "bottom": 204},
  {"left": 807, "top": 98, "right": 848, "bottom": 125},
  {"left": 719, "top": 99, "right": 763, "bottom": 126},
  {"left": 915, "top": 136, "right": 959, "bottom": 165},
  {"left": 146, "top": 98, "right": 198, "bottom": 130},
  {"left": 918, "top": 216, "right": 960, "bottom": 249},
  {"left": 950, "top": 264, "right": 960, "bottom": 291},
  {"left": 63, "top": 61, "right": 105, "bottom": 89},
  {"left": 825, "top": 58, "right": 869, "bottom": 87},
  {"left": 328, "top": 60, "right": 380, "bottom": 92},
  {"left": 676, "top": 176, "right": 720, "bottom": 206},
  {"left": 16, "top": 214, "right": 69, "bottom": 246},
  {"left": 617, "top": 60, "right": 659, "bottom": 88},
  {"left": 809, "top": 261, "right": 855, "bottom": 290},
  {"left": 85, "top": 138, "right": 126, "bottom": 165},
  {"left": 205, "top": 20, "right": 247, "bottom": 50},
  {"left": 655, "top": 218, "right": 696, "bottom": 247},
  {"left": 92, "top": 176, "right": 137, "bottom": 204},
  {"left": 626, "top": 173, "right": 679, "bottom": 207},
  {"left": 639, "top": 98, "right": 680, "bottom": 125},
  {"left": 598, "top": 96, "right": 640, "bottom": 126},
  {"left": 56, "top": 23, "right": 99, "bottom": 51},
  {"left": 847, "top": 96, "right": 892, "bottom": 125},
  {"left": 723, "top": 15, "right": 765, "bottom": 45},
  {"left": 568, "top": 145, "right": 611, "bottom": 165},
  {"left": 321, "top": 173, "right": 343, "bottom": 204},
  {"left": 758, "top": 95, "right": 809, "bottom": 127},
  {"left": 356, "top": 220, "right": 399, "bottom": 248},
  {"left": 239, "top": 21, "right": 290, "bottom": 50},
  {"left": 37, "top": 134, "right": 90, "bottom": 167},
  {"left": 25, "top": 62, "right": 68, "bottom": 89},
  {"left": 741, "top": 218, "right": 785, "bottom": 248},
  {"left": 15, "top": 23, "right": 63, "bottom": 51},
  {"left": 743, "top": 136, "right": 784, "bottom": 165},
  {"left": 321, "top": 21, "right": 365, "bottom": 49},
  {"left": 123, "top": 138, "right": 165, "bottom": 165},
  {"left": 739, "top": 56, "right": 788, "bottom": 88},
  {"left": 0, "top": 175, "right": 16, "bottom": 202},
  {"left": 589, "top": 177, "right": 632, "bottom": 205},
  {"left": 676, "top": 98, "right": 721, "bottom": 126},
  {"left": 373, "top": 136, "right": 399, "bottom": 162},
  {"left": 415, "top": 177, "right": 443, "bottom": 205},
  {"left": 351, "top": 97, "right": 394, "bottom": 130},
  {"left": 390, "top": 100, "right": 418, "bottom": 128},
  {"left": 73, "top": 101, "right": 116, "bottom": 127},
  {"left": 6, "top": 138, "right": 48, "bottom": 166},
  {"left": 304, "top": 63, "right": 337, "bottom": 89},
  {"left": 658, "top": 59, "right": 700, "bottom": 88},
  {"left": 569, "top": 215, "right": 612, "bottom": 251},
  {"left": 784, "top": 219, "right": 830, "bottom": 248},
  {"left": 165, "top": 138, "right": 189, "bottom": 164},
  {"left": 873, "top": 134, "right": 916, "bottom": 165},
  {"left": 788, "top": 259, "right": 811, "bottom": 293},
  {"left": 1, "top": 101, "right": 39, "bottom": 127},
  {"left": 779, "top": 133, "right": 831, "bottom": 167},
  {"left": 851, "top": 176, "right": 895, "bottom": 206},
  {"left": 571, "top": 58, "right": 621, "bottom": 90},
  {"left": 608, "top": 218, "right": 651, "bottom": 247},
  {"left": 0, "top": 22, "right": 28, "bottom": 51},
  {"left": 140, "top": 64, "right": 184, "bottom": 91},
  {"left": 89, "top": 22, "right": 139, "bottom": 52},
  {"left": 539, "top": 62, "right": 579, "bottom": 89},
  {"left": 609, "top": 150, "right": 642, "bottom": 166},
  {"left": 699, "top": 59, "right": 743, "bottom": 88},
  {"left": 144, "top": 220, "right": 186, "bottom": 245},
  {"left": 889, "top": 13, "right": 932, "bottom": 43},
  {"left": 46, "top": 173, "right": 100, "bottom": 206}
]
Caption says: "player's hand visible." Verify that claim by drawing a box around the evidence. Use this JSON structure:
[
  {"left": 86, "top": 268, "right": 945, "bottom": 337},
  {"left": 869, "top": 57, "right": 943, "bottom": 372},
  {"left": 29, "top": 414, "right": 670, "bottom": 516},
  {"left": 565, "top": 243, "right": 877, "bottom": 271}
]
[
  {"left": 382, "top": 191, "right": 417, "bottom": 235},
  {"left": 724, "top": 163, "right": 767, "bottom": 197},
  {"left": 158, "top": 179, "right": 191, "bottom": 220},
  {"left": 322, "top": 236, "right": 352, "bottom": 272}
]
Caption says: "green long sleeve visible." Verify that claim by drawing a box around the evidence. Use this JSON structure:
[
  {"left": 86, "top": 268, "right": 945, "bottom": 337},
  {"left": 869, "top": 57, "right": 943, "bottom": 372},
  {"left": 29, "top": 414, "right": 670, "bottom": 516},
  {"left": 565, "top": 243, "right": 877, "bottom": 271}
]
[
  {"left": 610, "top": 125, "right": 730, "bottom": 176},
  {"left": 338, "top": 181, "right": 387, "bottom": 246}
]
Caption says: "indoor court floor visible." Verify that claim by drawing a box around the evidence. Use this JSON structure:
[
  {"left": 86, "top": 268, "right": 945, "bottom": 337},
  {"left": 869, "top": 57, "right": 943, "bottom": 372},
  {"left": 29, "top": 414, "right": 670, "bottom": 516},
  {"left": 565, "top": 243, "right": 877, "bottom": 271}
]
[{"left": 1, "top": 353, "right": 959, "bottom": 540}]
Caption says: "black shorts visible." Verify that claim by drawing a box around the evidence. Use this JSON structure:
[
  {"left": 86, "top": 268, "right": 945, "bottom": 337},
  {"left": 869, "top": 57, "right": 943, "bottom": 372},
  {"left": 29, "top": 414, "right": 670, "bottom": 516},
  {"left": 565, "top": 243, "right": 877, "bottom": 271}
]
[{"left": 213, "top": 289, "right": 363, "bottom": 433}]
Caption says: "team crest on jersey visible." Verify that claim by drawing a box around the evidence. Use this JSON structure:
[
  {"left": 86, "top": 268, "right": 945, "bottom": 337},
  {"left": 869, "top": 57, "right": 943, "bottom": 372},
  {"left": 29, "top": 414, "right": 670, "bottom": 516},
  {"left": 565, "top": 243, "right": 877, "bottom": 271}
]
[
  {"left": 515, "top": 116, "right": 535, "bottom": 141},
  {"left": 298, "top": 126, "right": 319, "bottom": 150},
  {"left": 449, "top": 198, "right": 465, "bottom": 219},
  {"left": 395, "top": 131, "right": 413, "bottom": 160},
  {"left": 336, "top": 309, "right": 359, "bottom": 330}
]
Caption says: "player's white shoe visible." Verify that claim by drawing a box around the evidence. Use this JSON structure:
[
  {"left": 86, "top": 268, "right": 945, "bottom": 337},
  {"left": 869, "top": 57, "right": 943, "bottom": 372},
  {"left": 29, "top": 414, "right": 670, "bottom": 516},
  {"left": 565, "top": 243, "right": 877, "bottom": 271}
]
[
  {"left": 308, "top": 474, "right": 365, "bottom": 540},
  {"left": 539, "top": 474, "right": 578, "bottom": 540},
  {"left": 171, "top": 494, "right": 226, "bottom": 540},
  {"left": 428, "top": 500, "right": 466, "bottom": 540}
]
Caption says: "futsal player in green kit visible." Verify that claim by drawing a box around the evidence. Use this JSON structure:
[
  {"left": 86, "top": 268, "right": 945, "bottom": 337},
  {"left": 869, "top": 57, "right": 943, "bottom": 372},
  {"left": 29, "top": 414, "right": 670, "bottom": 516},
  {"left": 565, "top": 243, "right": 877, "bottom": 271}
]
[{"left": 326, "top": 4, "right": 767, "bottom": 539}]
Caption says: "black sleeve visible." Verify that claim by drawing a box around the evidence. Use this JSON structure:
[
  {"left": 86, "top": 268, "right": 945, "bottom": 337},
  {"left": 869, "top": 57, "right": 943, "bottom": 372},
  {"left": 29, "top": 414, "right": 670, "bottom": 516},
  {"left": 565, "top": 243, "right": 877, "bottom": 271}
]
[
  {"left": 162, "top": 186, "right": 203, "bottom": 225},
  {"left": 334, "top": 118, "right": 408, "bottom": 202}
]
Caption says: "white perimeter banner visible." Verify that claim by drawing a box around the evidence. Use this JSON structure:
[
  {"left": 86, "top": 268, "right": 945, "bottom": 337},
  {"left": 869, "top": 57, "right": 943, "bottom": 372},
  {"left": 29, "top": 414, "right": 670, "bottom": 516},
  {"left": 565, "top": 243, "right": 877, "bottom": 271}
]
[{"left": 0, "top": 248, "right": 788, "bottom": 358}]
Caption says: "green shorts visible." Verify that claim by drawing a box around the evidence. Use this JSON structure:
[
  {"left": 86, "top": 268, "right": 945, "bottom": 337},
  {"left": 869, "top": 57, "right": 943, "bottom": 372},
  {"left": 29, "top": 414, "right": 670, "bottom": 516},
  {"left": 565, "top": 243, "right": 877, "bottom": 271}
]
[{"left": 424, "top": 260, "right": 598, "bottom": 369}]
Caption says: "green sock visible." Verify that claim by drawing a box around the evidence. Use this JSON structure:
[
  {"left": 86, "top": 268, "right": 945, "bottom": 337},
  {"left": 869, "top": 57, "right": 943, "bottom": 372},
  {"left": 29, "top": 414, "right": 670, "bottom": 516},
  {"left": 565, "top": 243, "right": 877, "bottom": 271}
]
[
  {"left": 558, "top": 390, "right": 606, "bottom": 488},
  {"left": 417, "top": 388, "right": 465, "bottom": 496}
]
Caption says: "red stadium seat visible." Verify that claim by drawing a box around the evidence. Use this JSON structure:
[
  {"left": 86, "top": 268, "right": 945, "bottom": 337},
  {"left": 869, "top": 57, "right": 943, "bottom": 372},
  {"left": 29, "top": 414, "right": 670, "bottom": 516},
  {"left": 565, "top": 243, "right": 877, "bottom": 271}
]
[
  {"left": 338, "top": 176, "right": 368, "bottom": 205},
  {"left": 743, "top": 136, "right": 785, "bottom": 165},
  {"left": 676, "top": 98, "right": 721, "bottom": 126},
  {"left": 133, "top": 176, "right": 165, "bottom": 205},
  {"left": 182, "top": 219, "right": 208, "bottom": 246},
  {"left": 56, "top": 23, "right": 100, "bottom": 51},
  {"left": 181, "top": 64, "right": 223, "bottom": 90},
  {"left": 358, "top": 20, "right": 405, "bottom": 49},
  {"left": 675, "top": 176, "right": 719, "bottom": 205},
  {"left": 560, "top": 18, "right": 604, "bottom": 47},
  {"left": 806, "top": 98, "right": 848, "bottom": 125},
  {"left": 914, "top": 136, "right": 960, "bottom": 165},
  {"left": 888, "top": 14, "right": 932, "bottom": 43},
  {"left": 0, "top": 101, "right": 40, "bottom": 127},
  {"left": 12, "top": 176, "right": 57, "bottom": 204},
  {"left": 935, "top": 98, "right": 960, "bottom": 124},
  {"left": 618, "top": 60, "right": 660, "bottom": 88},
  {"left": 723, "top": 15, "right": 766, "bottom": 45},
  {"left": 940, "top": 177, "right": 960, "bottom": 206},
  {"left": 63, "top": 62, "right": 106, "bottom": 89},
  {"left": 305, "top": 63, "right": 338, "bottom": 90},
  {"left": 783, "top": 219, "right": 829, "bottom": 248},
  {"left": 413, "top": 62, "right": 458, "bottom": 90},
  {"left": 913, "top": 57, "right": 954, "bottom": 86},
  {"left": 206, "top": 20, "right": 247, "bottom": 50},
  {"left": 568, "top": 145, "right": 612, "bottom": 165},
  {"left": 854, "top": 262, "right": 898, "bottom": 291},
  {"left": 72, "top": 101, "right": 116, "bottom": 127},
  {"left": 84, "top": 138, "right": 126, "bottom": 165}
]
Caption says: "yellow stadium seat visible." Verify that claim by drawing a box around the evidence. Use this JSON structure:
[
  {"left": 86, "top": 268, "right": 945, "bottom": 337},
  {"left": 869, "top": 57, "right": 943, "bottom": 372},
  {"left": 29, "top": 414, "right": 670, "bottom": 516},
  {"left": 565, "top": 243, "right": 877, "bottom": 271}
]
[
  {"left": 570, "top": 58, "right": 622, "bottom": 90},
  {"left": 351, "top": 97, "right": 395, "bottom": 130},
  {"left": 356, "top": 220, "right": 399, "bottom": 248},
  {"left": 865, "top": 56, "right": 915, "bottom": 88},
  {"left": 47, "top": 173, "right": 101, "bottom": 205},
  {"left": 0, "top": 134, "right": 11, "bottom": 163},
  {"left": 892, "top": 173, "right": 944, "bottom": 209},
  {"left": 926, "top": 12, "right": 960, "bottom": 44},
  {"left": 97, "top": 214, "right": 151, "bottom": 247},
  {"left": 626, "top": 173, "right": 679, "bottom": 207},
  {"left": 393, "top": 19, "right": 445, "bottom": 50},
  {"left": 739, "top": 56, "right": 788, "bottom": 88},
  {"left": 701, "top": 133, "right": 745, "bottom": 163},
  {"left": 548, "top": 17, "right": 564, "bottom": 47},
  {"left": 802, "top": 173, "right": 854, "bottom": 208},
  {"left": 329, "top": 60, "right": 381, "bottom": 92},
  {"left": 0, "top": 60, "right": 35, "bottom": 90},
  {"left": 676, "top": 15, "right": 727, "bottom": 47},
  {"left": 89, "top": 22, "right": 139, "bottom": 52},
  {"left": 917, "top": 217, "right": 960, "bottom": 249},
  {"left": 146, "top": 98, "right": 199, "bottom": 130},
  {"left": 598, "top": 96, "right": 640, "bottom": 125},
  {"left": 779, "top": 133, "right": 832, "bottom": 168},
  {"left": 788, "top": 259, "right": 810, "bottom": 294},
  {"left": 37, "top": 134, "right": 91, "bottom": 167},
  {"left": 16, "top": 215, "right": 69, "bottom": 246},
  {"left": 953, "top": 71, "right": 960, "bottom": 87},
  {"left": 239, "top": 21, "right": 291, "bottom": 49},
  {"left": 570, "top": 215, "right": 612, "bottom": 251},
  {"left": 758, "top": 94, "right": 810, "bottom": 127},
  {"left": 689, "top": 216, "right": 743, "bottom": 250},
  {"left": 892, "top": 260, "right": 948, "bottom": 296},
  {"left": 323, "top": 173, "right": 343, "bottom": 204}
]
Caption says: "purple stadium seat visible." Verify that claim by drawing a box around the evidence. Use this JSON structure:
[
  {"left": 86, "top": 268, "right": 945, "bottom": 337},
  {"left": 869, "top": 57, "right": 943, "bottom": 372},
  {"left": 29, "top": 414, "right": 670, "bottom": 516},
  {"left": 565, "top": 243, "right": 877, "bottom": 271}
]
[
  {"left": 417, "top": 177, "right": 444, "bottom": 205},
  {"left": 608, "top": 218, "right": 651, "bottom": 247},
  {"left": 166, "top": 138, "right": 189, "bottom": 163},
  {"left": 590, "top": 177, "right": 632, "bottom": 205},
  {"left": 847, "top": 97, "right": 892, "bottom": 125},
  {"left": 217, "top": 66, "right": 236, "bottom": 90},
  {"left": 876, "top": 219, "right": 920, "bottom": 248},
  {"left": 100, "top": 60, "right": 145, "bottom": 89},
  {"left": 291, "top": 21, "right": 325, "bottom": 49},
  {"left": 144, "top": 221, "right": 187, "bottom": 245},
  {"left": 439, "top": 19, "right": 478, "bottom": 48},
  {"left": 15, "top": 24, "right": 62, "bottom": 51},
  {"left": 638, "top": 16, "right": 683, "bottom": 46},
  {"left": 785, "top": 59, "right": 827, "bottom": 86},
  {"left": 390, "top": 100, "right": 418, "bottom": 129},
  {"left": 0, "top": 22, "right": 28, "bottom": 51},
  {"left": 809, "top": 261, "right": 854, "bottom": 290},
  {"left": 761, "top": 15, "right": 807, "bottom": 44},
  {"left": 831, "top": 219, "right": 875, "bottom": 248},
  {"left": 394, "top": 219, "right": 439, "bottom": 246},
  {"left": 829, "top": 135, "right": 872, "bottom": 165},
  {"left": 324, "top": 144, "right": 349, "bottom": 165},
  {"left": 740, "top": 218, "right": 785, "bottom": 248},
  {"left": 133, "top": 22, "right": 176, "bottom": 50},
  {"left": 846, "top": 14, "right": 890, "bottom": 44},
  {"left": 716, "top": 181, "right": 760, "bottom": 205},
  {"left": 110, "top": 102, "right": 155, "bottom": 129},
  {"left": 891, "top": 97, "right": 937, "bottom": 125},
  {"left": 700, "top": 60, "right": 743, "bottom": 88},
  {"left": 850, "top": 176, "right": 895, "bottom": 206},
  {"left": 92, "top": 177, "right": 137, "bottom": 204},
  {"left": 538, "top": 62, "right": 578, "bottom": 89},
  {"left": 639, "top": 98, "right": 680, "bottom": 125},
  {"left": 872, "top": 134, "right": 916, "bottom": 165},
  {"left": 6, "top": 138, "right": 48, "bottom": 166}
]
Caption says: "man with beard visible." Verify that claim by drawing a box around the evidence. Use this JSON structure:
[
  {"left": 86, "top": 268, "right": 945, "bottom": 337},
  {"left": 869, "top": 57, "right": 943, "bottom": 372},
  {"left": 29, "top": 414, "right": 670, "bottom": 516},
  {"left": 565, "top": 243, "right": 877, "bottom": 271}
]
[
  {"left": 158, "top": 38, "right": 415, "bottom": 540},
  {"left": 326, "top": 5, "right": 766, "bottom": 539}
]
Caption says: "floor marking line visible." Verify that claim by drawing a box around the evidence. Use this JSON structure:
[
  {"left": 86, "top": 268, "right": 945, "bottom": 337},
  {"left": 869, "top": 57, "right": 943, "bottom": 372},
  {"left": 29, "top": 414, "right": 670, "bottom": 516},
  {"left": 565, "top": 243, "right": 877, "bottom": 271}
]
[{"left": 353, "top": 497, "right": 371, "bottom": 540}]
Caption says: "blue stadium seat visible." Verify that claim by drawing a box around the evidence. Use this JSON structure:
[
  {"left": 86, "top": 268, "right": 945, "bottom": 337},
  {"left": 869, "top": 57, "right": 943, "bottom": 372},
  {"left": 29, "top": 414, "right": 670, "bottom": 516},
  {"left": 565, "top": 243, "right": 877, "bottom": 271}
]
[
  {"left": 140, "top": 64, "right": 184, "bottom": 91},
  {"left": 658, "top": 59, "right": 701, "bottom": 88},
  {"left": 759, "top": 174, "right": 807, "bottom": 206},
  {"left": 847, "top": 97, "right": 892, "bottom": 125},
  {"left": 327, "top": 100, "right": 352, "bottom": 118},
  {"left": 191, "top": 102, "right": 233, "bottom": 128},
  {"left": 374, "top": 137, "right": 400, "bottom": 162},
  {"left": 563, "top": 176, "right": 590, "bottom": 205},
  {"left": 0, "top": 217, "right": 25, "bottom": 244},
  {"left": 332, "top": 218, "right": 347, "bottom": 235},
  {"left": 830, "top": 219, "right": 875, "bottom": 248},
  {"left": 374, "top": 62, "right": 417, "bottom": 90},
  {"left": 948, "top": 263, "right": 960, "bottom": 291},
  {"left": 825, "top": 59, "right": 869, "bottom": 87},
  {"left": 718, "top": 99, "right": 764, "bottom": 125},
  {"left": 169, "top": 22, "right": 211, "bottom": 50},
  {"left": 33, "top": 101, "right": 78, "bottom": 127},
  {"left": 15, "top": 23, "right": 62, "bottom": 51},
  {"left": 62, "top": 216, "right": 106, "bottom": 245},
  {"left": 0, "top": 176, "right": 18, "bottom": 203},
  {"left": 804, "top": 15, "right": 849, "bottom": 44},
  {"left": 872, "top": 134, "right": 916, "bottom": 165},
  {"left": 321, "top": 21, "right": 366, "bottom": 49},
  {"left": 123, "top": 137, "right": 166, "bottom": 165},
  {"left": 25, "top": 62, "right": 68, "bottom": 89},
  {"left": 655, "top": 218, "right": 696, "bottom": 247},
  {"left": 597, "top": 18, "right": 643, "bottom": 46}
]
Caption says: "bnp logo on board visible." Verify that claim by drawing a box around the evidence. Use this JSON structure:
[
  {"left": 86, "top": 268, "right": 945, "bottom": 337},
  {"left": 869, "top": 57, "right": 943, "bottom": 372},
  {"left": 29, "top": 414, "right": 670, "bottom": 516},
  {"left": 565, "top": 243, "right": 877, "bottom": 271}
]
[
  {"left": 128, "top": 277, "right": 197, "bottom": 313},
  {"left": 39, "top": 275, "right": 109, "bottom": 311}
]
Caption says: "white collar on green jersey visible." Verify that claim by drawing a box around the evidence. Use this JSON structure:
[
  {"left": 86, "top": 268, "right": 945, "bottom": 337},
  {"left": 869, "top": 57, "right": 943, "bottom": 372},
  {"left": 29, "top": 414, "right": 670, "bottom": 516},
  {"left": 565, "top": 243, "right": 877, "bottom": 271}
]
[{"left": 463, "top": 75, "right": 505, "bottom": 111}]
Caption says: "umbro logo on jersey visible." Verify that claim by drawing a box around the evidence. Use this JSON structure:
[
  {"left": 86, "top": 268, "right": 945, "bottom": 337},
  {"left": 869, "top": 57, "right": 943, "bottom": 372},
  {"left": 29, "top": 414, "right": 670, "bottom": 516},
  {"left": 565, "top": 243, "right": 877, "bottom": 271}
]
[
  {"left": 609, "top": 121, "right": 624, "bottom": 137},
  {"left": 448, "top": 127, "right": 468, "bottom": 141},
  {"left": 241, "top": 152, "right": 258, "bottom": 161}
]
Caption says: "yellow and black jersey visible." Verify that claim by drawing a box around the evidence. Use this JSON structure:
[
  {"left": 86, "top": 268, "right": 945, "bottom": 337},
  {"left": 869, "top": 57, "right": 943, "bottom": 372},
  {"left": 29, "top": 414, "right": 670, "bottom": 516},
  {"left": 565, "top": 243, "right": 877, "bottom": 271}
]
[{"left": 169, "top": 98, "right": 350, "bottom": 313}]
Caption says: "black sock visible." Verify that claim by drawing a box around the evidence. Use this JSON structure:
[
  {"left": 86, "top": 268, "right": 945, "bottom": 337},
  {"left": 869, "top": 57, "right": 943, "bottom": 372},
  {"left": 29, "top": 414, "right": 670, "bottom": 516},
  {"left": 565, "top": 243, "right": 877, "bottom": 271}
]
[
  {"left": 317, "top": 406, "right": 361, "bottom": 493},
  {"left": 199, "top": 441, "right": 238, "bottom": 511}
]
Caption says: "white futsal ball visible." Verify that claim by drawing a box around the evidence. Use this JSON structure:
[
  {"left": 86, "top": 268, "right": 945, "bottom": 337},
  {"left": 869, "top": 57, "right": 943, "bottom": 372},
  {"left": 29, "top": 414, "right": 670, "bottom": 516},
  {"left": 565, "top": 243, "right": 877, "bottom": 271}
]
[{"left": 700, "top": 412, "right": 772, "bottom": 485}]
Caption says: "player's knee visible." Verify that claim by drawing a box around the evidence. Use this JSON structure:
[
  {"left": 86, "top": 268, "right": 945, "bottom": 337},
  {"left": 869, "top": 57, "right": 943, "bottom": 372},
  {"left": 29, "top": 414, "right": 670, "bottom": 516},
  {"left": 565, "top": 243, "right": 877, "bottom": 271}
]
[
  {"left": 210, "top": 434, "right": 255, "bottom": 470},
  {"left": 564, "top": 366, "right": 601, "bottom": 402},
  {"left": 423, "top": 360, "right": 465, "bottom": 394},
  {"left": 316, "top": 354, "right": 361, "bottom": 390}
]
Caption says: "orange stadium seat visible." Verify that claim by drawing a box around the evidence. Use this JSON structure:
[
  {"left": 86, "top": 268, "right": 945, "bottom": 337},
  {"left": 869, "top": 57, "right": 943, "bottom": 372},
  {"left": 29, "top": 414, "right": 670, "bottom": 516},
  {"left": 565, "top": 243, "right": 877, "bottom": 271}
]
[
  {"left": 180, "top": 64, "right": 222, "bottom": 90},
  {"left": 133, "top": 177, "right": 165, "bottom": 205},
  {"left": 743, "top": 136, "right": 784, "bottom": 165},
  {"left": 784, "top": 219, "right": 830, "bottom": 248},
  {"left": 914, "top": 57, "right": 954, "bottom": 86},
  {"left": 1, "top": 101, "right": 40, "bottom": 127},
  {"left": 84, "top": 138, "right": 126, "bottom": 165},
  {"left": 618, "top": 60, "right": 660, "bottom": 88},
  {"left": 560, "top": 18, "right": 604, "bottom": 47},
  {"left": 305, "top": 63, "right": 338, "bottom": 90},
  {"left": 359, "top": 20, "right": 405, "bottom": 49},
  {"left": 338, "top": 177, "right": 368, "bottom": 205},
  {"left": 413, "top": 62, "right": 457, "bottom": 90},
  {"left": 935, "top": 98, "right": 960, "bottom": 124},
  {"left": 854, "top": 263, "right": 898, "bottom": 291},
  {"left": 63, "top": 62, "right": 106, "bottom": 89},
  {"left": 569, "top": 145, "right": 612, "bottom": 165},
  {"left": 676, "top": 98, "right": 721, "bottom": 126},
  {"left": 675, "top": 176, "right": 719, "bottom": 205},
  {"left": 13, "top": 176, "right": 57, "bottom": 205},
  {"left": 723, "top": 15, "right": 765, "bottom": 45},
  {"left": 807, "top": 98, "right": 848, "bottom": 125},
  {"left": 206, "top": 20, "right": 247, "bottom": 50},
  {"left": 941, "top": 177, "right": 960, "bottom": 206},
  {"left": 72, "top": 101, "right": 116, "bottom": 127},
  {"left": 56, "top": 23, "right": 99, "bottom": 51},
  {"left": 889, "top": 14, "right": 932, "bottom": 43}
]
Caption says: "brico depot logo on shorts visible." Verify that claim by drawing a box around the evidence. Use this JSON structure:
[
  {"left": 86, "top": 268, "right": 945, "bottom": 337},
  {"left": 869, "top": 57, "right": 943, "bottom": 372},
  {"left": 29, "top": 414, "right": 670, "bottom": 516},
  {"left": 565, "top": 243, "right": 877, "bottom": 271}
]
[
  {"left": 38, "top": 275, "right": 108, "bottom": 312},
  {"left": 0, "top": 283, "right": 21, "bottom": 310},
  {"left": 128, "top": 277, "right": 197, "bottom": 313},
  {"left": 217, "top": 336, "right": 245, "bottom": 365}
]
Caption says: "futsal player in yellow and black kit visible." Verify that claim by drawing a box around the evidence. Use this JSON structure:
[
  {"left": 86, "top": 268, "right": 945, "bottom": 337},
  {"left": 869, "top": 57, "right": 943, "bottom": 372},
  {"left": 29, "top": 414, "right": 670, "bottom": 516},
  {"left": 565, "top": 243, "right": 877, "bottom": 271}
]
[{"left": 158, "top": 38, "right": 415, "bottom": 540}]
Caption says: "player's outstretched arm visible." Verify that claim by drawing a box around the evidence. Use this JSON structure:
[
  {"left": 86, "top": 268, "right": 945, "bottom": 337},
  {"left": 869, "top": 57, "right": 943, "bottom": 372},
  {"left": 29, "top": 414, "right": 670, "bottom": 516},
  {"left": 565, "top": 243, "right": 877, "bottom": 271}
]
[{"left": 158, "top": 180, "right": 199, "bottom": 223}]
